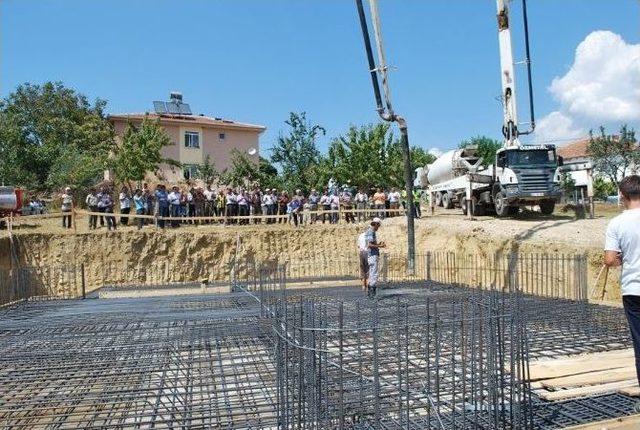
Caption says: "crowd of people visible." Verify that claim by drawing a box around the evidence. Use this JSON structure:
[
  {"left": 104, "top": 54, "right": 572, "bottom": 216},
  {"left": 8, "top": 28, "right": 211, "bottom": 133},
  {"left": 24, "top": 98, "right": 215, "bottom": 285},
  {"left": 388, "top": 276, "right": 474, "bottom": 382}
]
[{"left": 58, "top": 183, "right": 425, "bottom": 230}]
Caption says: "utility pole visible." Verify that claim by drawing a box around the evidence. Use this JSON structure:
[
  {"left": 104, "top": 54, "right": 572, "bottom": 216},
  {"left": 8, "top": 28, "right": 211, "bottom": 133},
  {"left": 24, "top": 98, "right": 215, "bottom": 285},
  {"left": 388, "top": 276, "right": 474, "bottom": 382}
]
[{"left": 355, "top": 0, "right": 415, "bottom": 274}]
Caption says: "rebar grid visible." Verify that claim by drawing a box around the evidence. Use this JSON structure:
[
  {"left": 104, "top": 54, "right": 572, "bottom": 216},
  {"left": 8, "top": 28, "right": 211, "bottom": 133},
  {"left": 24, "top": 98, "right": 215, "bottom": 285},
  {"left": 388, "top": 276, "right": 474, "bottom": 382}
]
[
  {"left": 273, "top": 289, "right": 533, "bottom": 429},
  {"left": 0, "top": 274, "right": 634, "bottom": 429},
  {"left": 0, "top": 294, "right": 279, "bottom": 429}
]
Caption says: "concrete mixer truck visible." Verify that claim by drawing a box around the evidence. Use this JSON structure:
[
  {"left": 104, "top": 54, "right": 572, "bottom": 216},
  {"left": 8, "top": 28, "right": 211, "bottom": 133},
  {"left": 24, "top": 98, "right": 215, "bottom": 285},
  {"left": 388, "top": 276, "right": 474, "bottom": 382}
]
[
  {"left": 416, "top": 144, "right": 563, "bottom": 216},
  {"left": 414, "top": 0, "right": 591, "bottom": 217}
]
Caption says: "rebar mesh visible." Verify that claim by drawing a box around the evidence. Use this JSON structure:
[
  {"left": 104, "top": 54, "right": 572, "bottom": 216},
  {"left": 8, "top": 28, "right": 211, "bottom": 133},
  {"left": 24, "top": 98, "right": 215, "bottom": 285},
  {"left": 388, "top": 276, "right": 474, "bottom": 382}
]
[
  {"left": 0, "top": 261, "right": 635, "bottom": 429},
  {"left": 272, "top": 288, "right": 533, "bottom": 429}
]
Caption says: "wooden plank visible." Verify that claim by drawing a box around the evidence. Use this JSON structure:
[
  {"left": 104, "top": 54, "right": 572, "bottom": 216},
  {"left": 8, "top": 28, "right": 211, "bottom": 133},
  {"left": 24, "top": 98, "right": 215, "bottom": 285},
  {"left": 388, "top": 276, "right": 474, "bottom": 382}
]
[
  {"left": 619, "top": 386, "right": 640, "bottom": 397},
  {"left": 529, "top": 349, "right": 634, "bottom": 381},
  {"left": 540, "top": 367, "right": 637, "bottom": 389},
  {"left": 538, "top": 380, "right": 637, "bottom": 401},
  {"left": 564, "top": 414, "right": 640, "bottom": 430}
]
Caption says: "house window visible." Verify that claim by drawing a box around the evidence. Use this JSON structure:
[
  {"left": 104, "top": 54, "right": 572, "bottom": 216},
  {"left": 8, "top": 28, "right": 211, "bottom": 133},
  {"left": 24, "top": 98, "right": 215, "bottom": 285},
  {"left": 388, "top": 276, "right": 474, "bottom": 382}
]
[
  {"left": 184, "top": 131, "right": 200, "bottom": 148},
  {"left": 183, "top": 164, "right": 200, "bottom": 180},
  {"left": 218, "top": 132, "right": 226, "bottom": 141}
]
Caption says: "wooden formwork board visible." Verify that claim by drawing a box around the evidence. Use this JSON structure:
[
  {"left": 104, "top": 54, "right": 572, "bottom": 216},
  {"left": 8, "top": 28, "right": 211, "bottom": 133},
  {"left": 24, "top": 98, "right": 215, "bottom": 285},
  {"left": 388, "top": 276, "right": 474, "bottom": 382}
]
[
  {"left": 530, "top": 348, "right": 640, "bottom": 401},
  {"left": 564, "top": 414, "right": 640, "bottom": 430}
]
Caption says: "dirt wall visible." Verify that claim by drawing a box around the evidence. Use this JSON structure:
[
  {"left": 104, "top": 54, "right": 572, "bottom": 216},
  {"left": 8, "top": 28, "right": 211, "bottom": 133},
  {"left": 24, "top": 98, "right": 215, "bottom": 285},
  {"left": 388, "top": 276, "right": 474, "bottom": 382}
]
[{"left": 0, "top": 215, "right": 619, "bottom": 299}]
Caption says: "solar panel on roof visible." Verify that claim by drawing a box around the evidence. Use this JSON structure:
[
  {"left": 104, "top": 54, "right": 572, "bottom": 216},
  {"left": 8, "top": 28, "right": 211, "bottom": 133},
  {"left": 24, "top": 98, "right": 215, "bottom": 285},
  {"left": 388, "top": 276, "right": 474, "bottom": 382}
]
[
  {"left": 166, "top": 102, "right": 180, "bottom": 114},
  {"left": 178, "top": 103, "right": 192, "bottom": 115},
  {"left": 153, "top": 101, "right": 167, "bottom": 114}
]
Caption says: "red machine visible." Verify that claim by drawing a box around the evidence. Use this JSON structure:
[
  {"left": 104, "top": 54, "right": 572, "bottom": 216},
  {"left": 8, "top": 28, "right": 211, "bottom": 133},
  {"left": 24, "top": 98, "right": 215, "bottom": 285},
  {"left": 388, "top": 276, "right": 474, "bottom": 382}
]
[{"left": 0, "top": 186, "right": 23, "bottom": 217}]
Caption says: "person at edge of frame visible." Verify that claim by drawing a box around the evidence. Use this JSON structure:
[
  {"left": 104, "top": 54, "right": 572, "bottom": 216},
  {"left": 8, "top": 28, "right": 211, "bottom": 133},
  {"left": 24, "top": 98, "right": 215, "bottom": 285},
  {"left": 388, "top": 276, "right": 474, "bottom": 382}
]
[{"left": 604, "top": 175, "right": 640, "bottom": 412}]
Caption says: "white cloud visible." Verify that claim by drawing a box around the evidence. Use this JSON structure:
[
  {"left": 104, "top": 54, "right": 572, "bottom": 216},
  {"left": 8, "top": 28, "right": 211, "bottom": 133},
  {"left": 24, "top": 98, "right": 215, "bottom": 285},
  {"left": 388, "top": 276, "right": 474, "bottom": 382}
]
[
  {"left": 534, "top": 111, "right": 585, "bottom": 143},
  {"left": 428, "top": 147, "right": 443, "bottom": 158},
  {"left": 535, "top": 31, "right": 640, "bottom": 143}
]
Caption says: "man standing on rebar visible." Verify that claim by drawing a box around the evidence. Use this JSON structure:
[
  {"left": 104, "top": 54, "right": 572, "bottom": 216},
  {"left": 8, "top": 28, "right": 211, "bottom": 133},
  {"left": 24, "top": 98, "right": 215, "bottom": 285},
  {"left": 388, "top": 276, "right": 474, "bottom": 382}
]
[
  {"left": 604, "top": 175, "right": 640, "bottom": 398},
  {"left": 365, "top": 217, "right": 386, "bottom": 298},
  {"left": 357, "top": 231, "right": 369, "bottom": 292}
]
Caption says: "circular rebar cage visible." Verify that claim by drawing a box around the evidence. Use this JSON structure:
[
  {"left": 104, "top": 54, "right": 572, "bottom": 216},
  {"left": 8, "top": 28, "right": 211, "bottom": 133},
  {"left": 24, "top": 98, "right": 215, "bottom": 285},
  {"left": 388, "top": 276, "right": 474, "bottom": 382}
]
[{"left": 273, "top": 291, "right": 533, "bottom": 429}]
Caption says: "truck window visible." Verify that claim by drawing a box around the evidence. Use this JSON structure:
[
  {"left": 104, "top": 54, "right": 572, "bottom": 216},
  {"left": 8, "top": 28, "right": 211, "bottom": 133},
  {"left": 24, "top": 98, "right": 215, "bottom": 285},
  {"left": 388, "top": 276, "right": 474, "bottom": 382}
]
[{"left": 507, "top": 150, "right": 556, "bottom": 167}]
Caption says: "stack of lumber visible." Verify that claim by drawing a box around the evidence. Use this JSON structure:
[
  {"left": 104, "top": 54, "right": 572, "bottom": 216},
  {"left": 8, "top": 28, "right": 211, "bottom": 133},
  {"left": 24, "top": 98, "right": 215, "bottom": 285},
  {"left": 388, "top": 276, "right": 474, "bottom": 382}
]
[
  {"left": 529, "top": 348, "right": 640, "bottom": 401},
  {"left": 564, "top": 414, "right": 640, "bottom": 429}
]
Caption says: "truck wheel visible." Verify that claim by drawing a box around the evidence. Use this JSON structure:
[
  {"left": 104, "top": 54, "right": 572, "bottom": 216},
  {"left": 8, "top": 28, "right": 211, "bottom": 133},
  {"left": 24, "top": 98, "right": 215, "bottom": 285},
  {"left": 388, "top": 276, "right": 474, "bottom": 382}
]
[
  {"left": 540, "top": 200, "right": 555, "bottom": 215},
  {"left": 473, "top": 199, "right": 486, "bottom": 216},
  {"left": 462, "top": 197, "right": 485, "bottom": 216},
  {"left": 494, "top": 192, "right": 511, "bottom": 217},
  {"left": 442, "top": 192, "right": 453, "bottom": 209},
  {"left": 435, "top": 192, "right": 443, "bottom": 207}
]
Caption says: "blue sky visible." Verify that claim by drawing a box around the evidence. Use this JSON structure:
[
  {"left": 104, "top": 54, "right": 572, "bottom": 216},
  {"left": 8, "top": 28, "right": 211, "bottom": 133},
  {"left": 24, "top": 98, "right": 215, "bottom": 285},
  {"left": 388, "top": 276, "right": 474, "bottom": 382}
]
[{"left": 2, "top": 0, "right": 639, "bottom": 156}]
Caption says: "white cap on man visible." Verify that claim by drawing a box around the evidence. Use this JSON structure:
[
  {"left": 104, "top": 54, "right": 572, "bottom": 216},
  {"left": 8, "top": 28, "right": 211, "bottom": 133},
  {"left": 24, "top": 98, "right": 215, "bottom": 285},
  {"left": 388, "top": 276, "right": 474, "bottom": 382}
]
[{"left": 371, "top": 217, "right": 382, "bottom": 225}]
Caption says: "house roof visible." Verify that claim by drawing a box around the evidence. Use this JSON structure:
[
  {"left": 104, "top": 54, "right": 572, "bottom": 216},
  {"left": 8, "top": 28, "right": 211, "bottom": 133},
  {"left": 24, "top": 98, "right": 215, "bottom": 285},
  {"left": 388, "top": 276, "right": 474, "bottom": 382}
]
[
  {"left": 108, "top": 112, "right": 266, "bottom": 133},
  {"left": 557, "top": 138, "right": 590, "bottom": 160}
]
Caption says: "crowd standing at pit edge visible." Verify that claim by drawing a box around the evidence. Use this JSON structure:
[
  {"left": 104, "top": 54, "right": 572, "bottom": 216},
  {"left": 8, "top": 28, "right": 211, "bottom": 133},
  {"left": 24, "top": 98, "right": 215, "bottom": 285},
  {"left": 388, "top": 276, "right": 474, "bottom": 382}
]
[{"left": 56, "top": 183, "right": 425, "bottom": 230}]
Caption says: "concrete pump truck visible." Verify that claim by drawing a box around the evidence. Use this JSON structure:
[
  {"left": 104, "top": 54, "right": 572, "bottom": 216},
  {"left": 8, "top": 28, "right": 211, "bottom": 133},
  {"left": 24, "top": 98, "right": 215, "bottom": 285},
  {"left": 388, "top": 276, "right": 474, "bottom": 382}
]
[{"left": 416, "top": 0, "right": 592, "bottom": 217}]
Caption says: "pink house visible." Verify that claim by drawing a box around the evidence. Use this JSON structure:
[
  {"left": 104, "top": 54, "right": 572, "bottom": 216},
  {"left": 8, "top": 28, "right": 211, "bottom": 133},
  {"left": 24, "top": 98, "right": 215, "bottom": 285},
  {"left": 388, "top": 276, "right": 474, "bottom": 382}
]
[{"left": 108, "top": 93, "right": 266, "bottom": 183}]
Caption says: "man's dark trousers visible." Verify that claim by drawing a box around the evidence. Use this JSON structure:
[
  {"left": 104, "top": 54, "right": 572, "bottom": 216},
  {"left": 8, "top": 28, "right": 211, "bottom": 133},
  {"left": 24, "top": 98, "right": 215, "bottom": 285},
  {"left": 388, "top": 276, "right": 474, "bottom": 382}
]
[{"left": 623, "top": 295, "right": 640, "bottom": 384}]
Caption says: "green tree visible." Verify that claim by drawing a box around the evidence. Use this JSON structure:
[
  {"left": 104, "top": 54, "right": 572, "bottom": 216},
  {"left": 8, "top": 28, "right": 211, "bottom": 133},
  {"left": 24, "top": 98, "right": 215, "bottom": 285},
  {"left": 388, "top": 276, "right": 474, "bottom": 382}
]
[
  {"left": 198, "top": 154, "right": 218, "bottom": 185},
  {"left": 220, "top": 150, "right": 281, "bottom": 189},
  {"left": 560, "top": 172, "right": 576, "bottom": 197},
  {"left": 388, "top": 142, "right": 436, "bottom": 188},
  {"left": 407, "top": 146, "right": 436, "bottom": 171},
  {"left": 587, "top": 125, "right": 639, "bottom": 185},
  {"left": 258, "top": 157, "right": 281, "bottom": 189},
  {"left": 317, "top": 123, "right": 435, "bottom": 190},
  {"left": 271, "top": 112, "right": 325, "bottom": 192},
  {"left": 0, "top": 81, "right": 113, "bottom": 190},
  {"left": 593, "top": 176, "right": 618, "bottom": 200},
  {"left": 320, "top": 123, "right": 394, "bottom": 190},
  {"left": 110, "top": 117, "right": 179, "bottom": 187},
  {"left": 459, "top": 135, "right": 502, "bottom": 167}
]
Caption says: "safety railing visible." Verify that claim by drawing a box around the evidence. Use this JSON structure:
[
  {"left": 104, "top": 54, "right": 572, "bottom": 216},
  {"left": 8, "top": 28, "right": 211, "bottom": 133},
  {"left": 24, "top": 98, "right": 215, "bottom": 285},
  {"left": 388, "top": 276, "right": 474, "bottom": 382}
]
[
  {"left": 1, "top": 250, "right": 588, "bottom": 305},
  {"left": 2, "top": 206, "right": 412, "bottom": 233},
  {"left": 231, "top": 251, "right": 589, "bottom": 302}
]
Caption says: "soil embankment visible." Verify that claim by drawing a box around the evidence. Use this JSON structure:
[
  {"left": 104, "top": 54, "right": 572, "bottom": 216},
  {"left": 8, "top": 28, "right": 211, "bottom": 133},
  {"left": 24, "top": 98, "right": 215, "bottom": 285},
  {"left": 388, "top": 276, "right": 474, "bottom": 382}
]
[{"left": 0, "top": 210, "right": 618, "bottom": 297}]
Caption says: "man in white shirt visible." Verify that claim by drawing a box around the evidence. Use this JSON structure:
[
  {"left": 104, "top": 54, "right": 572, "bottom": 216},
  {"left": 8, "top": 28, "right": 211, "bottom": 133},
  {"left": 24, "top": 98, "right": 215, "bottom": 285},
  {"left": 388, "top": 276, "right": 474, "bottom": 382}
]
[
  {"left": 320, "top": 191, "right": 331, "bottom": 224},
  {"left": 168, "top": 186, "right": 182, "bottom": 228},
  {"left": 330, "top": 191, "right": 340, "bottom": 224},
  {"left": 604, "top": 175, "right": 640, "bottom": 393},
  {"left": 357, "top": 231, "right": 369, "bottom": 291},
  {"left": 388, "top": 188, "right": 401, "bottom": 217},
  {"left": 355, "top": 190, "right": 369, "bottom": 223},
  {"left": 204, "top": 186, "right": 213, "bottom": 217},
  {"left": 225, "top": 188, "right": 237, "bottom": 225}
]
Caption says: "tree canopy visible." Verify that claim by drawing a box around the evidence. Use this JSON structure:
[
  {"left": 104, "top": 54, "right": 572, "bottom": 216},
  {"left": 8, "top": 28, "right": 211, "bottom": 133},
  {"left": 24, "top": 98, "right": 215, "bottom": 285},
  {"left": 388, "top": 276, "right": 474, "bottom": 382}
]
[
  {"left": 587, "top": 125, "right": 639, "bottom": 185},
  {"left": 220, "top": 150, "right": 281, "bottom": 190},
  {"left": 197, "top": 154, "right": 219, "bottom": 185},
  {"left": 459, "top": 136, "right": 502, "bottom": 167},
  {"left": 0, "top": 82, "right": 444, "bottom": 194},
  {"left": 270, "top": 112, "right": 325, "bottom": 192},
  {"left": 0, "top": 82, "right": 113, "bottom": 190},
  {"left": 318, "top": 123, "right": 436, "bottom": 191},
  {"left": 110, "top": 117, "right": 179, "bottom": 186}
]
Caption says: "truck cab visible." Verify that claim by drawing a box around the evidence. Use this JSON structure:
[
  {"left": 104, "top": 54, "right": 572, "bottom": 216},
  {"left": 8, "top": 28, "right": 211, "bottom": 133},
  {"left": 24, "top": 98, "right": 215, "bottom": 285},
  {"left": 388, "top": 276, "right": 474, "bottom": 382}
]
[{"left": 493, "top": 145, "right": 562, "bottom": 216}]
